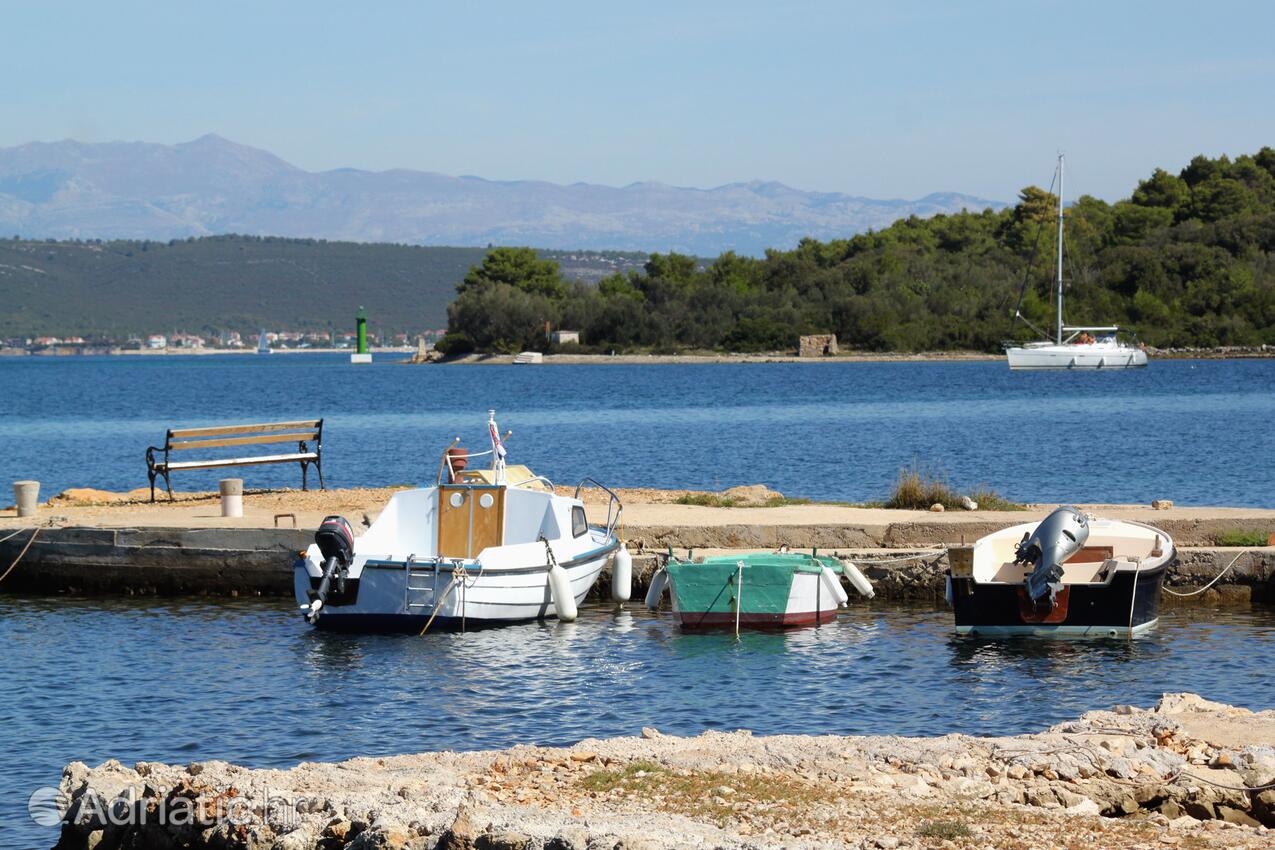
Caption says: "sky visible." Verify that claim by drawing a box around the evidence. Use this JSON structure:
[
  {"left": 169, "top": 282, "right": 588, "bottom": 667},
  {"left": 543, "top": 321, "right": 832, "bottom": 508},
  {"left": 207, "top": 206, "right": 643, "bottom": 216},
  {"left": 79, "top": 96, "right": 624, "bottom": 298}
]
[{"left": 3, "top": 0, "right": 1274, "bottom": 202}]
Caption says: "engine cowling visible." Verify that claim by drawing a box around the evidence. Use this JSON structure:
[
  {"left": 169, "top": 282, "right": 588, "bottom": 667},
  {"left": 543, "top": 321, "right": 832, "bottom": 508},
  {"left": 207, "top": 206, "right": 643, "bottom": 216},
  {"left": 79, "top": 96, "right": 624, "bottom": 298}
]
[
  {"left": 1015, "top": 506, "right": 1089, "bottom": 607},
  {"left": 315, "top": 515, "right": 354, "bottom": 568}
]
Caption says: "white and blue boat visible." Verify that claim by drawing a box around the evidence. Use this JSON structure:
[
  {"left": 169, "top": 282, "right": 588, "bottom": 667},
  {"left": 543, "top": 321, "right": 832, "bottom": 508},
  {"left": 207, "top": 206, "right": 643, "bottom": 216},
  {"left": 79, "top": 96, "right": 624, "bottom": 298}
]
[{"left": 294, "top": 411, "right": 627, "bottom": 632}]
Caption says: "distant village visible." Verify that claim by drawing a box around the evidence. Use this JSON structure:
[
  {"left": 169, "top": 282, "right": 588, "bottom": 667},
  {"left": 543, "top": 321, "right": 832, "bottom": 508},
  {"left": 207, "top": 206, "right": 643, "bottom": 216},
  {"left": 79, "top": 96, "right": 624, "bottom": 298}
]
[{"left": 0, "top": 328, "right": 449, "bottom": 356}]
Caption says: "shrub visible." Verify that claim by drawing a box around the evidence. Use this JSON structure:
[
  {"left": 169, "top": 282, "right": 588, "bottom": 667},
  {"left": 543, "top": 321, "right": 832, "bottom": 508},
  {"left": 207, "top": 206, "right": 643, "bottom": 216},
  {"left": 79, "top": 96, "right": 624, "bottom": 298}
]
[{"left": 433, "top": 332, "right": 474, "bottom": 356}]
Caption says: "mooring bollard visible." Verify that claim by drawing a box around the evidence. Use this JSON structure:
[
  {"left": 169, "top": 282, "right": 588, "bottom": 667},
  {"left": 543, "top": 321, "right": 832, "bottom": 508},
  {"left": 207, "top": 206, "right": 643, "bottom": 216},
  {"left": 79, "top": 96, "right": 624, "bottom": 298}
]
[
  {"left": 13, "top": 480, "right": 40, "bottom": 517},
  {"left": 220, "top": 478, "right": 244, "bottom": 518}
]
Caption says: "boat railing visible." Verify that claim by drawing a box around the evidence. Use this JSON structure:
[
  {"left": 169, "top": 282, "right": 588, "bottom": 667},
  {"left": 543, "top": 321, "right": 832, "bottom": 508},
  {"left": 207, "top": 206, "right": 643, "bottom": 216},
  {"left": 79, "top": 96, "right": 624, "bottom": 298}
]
[
  {"left": 436, "top": 434, "right": 510, "bottom": 484},
  {"left": 574, "top": 477, "right": 624, "bottom": 539},
  {"left": 509, "top": 474, "right": 555, "bottom": 491}
]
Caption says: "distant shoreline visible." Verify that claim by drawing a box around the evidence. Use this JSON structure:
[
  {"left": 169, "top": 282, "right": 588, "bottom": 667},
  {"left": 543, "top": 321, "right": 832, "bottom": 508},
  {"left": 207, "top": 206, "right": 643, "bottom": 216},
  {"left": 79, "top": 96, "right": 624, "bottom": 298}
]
[
  {"left": 435, "top": 347, "right": 1275, "bottom": 365},
  {"left": 3, "top": 346, "right": 1270, "bottom": 363}
]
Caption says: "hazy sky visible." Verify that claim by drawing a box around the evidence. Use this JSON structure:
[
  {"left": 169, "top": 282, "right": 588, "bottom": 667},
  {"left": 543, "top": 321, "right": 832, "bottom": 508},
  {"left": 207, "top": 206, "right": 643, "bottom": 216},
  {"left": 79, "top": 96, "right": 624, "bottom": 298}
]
[{"left": 5, "top": 1, "right": 1273, "bottom": 202}]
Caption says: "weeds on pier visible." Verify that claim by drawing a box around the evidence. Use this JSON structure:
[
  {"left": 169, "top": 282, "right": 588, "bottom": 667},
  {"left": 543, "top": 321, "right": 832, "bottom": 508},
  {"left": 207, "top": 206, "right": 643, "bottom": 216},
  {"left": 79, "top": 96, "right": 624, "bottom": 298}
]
[
  {"left": 884, "top": 462, "right": 1023, "bottom": 511},
  {"left": 1216, "top": 529, "right": 1272, "bottom": 547}
]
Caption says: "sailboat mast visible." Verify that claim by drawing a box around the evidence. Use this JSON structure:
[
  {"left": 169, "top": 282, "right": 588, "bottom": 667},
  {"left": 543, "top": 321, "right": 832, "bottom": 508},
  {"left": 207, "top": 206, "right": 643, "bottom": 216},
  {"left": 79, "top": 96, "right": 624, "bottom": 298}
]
[{"left": 1055, "top": 153, "right": 1065, "bottom": 345}]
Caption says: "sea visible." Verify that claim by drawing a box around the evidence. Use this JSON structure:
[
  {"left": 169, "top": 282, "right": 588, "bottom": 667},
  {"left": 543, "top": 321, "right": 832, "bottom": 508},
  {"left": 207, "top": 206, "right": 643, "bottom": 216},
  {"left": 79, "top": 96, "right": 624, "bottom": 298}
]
[
  {"left": 1, "top": 354, "right": 1273, "bottom": 505},
  {"left": 2, "top": 354, "right": 1274, "bottom": 847}
]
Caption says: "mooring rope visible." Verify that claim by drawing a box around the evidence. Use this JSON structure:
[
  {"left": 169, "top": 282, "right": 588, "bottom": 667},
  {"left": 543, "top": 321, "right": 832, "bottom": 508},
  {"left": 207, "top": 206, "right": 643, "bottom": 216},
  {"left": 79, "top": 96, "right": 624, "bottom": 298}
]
[
  {"left": 417, "top": 561, "right": 467, "bottom": 636},
  {"left": 1162, "top": 550, "right": 1247, "bottom": 598},
  {"left": 0, "top": 528, "right": 29, "bottom": 545},
  {"left": 834, "top": 551, "right": 947, "bottom": 566},
  {"left": 0, "top": 527, "right": 41, "bottom": 585}
]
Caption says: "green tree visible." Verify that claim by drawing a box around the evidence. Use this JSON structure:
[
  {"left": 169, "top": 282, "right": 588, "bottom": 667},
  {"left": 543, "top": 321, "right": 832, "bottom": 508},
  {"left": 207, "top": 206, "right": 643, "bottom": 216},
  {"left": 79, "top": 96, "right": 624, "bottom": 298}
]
[
  {"left": 1131, "top": 168, "right": 1189, "bottom": 211},
  {"left": 457, "top": 247, "right": 566, "bottom": 299}
]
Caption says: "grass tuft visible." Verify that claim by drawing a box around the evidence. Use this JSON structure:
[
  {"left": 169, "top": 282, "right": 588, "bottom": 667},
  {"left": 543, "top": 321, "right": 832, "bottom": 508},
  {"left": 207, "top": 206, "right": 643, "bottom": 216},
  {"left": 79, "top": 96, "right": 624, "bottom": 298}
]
[
  {"left": 917, "top": 819, "right": 973, "bottom": 840},
  {"left": 884, "top": 462, "right": 1023, "bottom": 511},
  {"left": 577, "top": 761, "right": 821, "bottom": 827}
]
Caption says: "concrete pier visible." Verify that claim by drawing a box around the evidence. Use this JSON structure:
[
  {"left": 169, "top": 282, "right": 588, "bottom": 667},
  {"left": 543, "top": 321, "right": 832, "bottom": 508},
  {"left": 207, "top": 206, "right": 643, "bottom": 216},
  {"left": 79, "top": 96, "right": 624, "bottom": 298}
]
[{"left": 3, "top": 487, "right": 1274, "bottom": 600}]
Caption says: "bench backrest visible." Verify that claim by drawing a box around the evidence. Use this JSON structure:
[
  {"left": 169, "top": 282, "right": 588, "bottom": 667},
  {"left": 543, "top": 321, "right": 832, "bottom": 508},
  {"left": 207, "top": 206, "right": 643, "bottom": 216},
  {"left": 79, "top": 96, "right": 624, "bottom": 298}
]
[{"left": 165, "top": 420, "right": 322, "bottom": 453}]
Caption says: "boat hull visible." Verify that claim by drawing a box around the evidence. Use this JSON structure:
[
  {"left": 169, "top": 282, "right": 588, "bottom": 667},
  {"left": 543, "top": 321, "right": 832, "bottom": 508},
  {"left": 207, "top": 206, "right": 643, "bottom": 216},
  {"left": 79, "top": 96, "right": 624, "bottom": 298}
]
[
  {"left": 1006, "top": 343, "right": 1147, "bottom": 370},
  {"left": 667, "top": 559, "right": 841, "bottom": 632},
  {"left": 949, "top": 560, "right": 1168, "bottom": 637},
  {"left": 294, "top": 542, "right": 616, "bottom": 631}
]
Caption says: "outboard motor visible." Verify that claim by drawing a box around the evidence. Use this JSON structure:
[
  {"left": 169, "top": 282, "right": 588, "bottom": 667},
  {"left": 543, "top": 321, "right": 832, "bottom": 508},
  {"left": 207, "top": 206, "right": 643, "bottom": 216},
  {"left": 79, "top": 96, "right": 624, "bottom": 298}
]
[
  {"left": 307, "top": 515, "right": 355, "bottom": 623},
  {"left": 1014, "top": 506, "right": 1089, "bottom": 608}
]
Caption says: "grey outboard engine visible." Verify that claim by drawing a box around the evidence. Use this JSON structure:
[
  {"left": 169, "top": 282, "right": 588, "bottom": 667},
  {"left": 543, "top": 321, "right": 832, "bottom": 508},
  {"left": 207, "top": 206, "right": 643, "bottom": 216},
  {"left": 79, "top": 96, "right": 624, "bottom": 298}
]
[
  {"left": 307, "top": 515, "right": 355, "bottom": 623},
  {"left": 1014, "top": 506, "right": 1089, "bottom": 608}
]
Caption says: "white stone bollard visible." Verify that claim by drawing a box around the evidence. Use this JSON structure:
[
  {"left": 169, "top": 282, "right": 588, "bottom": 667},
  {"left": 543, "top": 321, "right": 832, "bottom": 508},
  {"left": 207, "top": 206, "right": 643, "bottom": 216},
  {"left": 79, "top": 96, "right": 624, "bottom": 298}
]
[
  {"left": 13, "top": 480, "right": 40, "bottom": 517},
  {"left": 220, "top": 478, "right": 244, "bottom": 518}
]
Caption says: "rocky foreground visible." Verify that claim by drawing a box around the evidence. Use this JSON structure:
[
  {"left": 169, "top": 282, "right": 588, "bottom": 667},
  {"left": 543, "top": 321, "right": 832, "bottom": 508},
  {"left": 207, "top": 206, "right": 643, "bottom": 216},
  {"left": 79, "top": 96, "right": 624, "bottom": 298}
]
[{"left": 52, "top": 694, "right": 1275, "bottom": 850}]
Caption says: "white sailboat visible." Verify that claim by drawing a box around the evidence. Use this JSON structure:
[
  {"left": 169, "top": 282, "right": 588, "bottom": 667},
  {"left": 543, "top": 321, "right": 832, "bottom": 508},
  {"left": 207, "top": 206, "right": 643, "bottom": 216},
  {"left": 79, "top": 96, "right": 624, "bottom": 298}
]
[
  {"left": 256, "top": 331, "right": 272, "bottom": 355},
  {"left": 1005, "top": 155, "right": 1147, "bottom": 370}
]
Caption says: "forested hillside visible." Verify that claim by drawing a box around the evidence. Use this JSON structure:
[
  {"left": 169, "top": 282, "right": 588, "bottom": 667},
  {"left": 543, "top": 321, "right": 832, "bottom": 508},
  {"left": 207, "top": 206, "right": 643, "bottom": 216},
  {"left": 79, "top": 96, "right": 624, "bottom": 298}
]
[
  {"left": 0, "top": 235, "right": 643, "bottom": 338},
  {"left": 443, "top": 149, "right": 1275, "bottom": 353}
]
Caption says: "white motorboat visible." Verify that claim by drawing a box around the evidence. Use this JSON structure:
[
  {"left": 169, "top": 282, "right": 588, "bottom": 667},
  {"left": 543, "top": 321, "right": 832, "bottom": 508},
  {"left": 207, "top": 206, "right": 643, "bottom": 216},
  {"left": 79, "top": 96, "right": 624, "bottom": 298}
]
[
  {"left": 294, "top": 411, "right": 628, "bottom": 632},
  {"left": 1005, "top": 155, "right": 1147, "bottom": 370}
]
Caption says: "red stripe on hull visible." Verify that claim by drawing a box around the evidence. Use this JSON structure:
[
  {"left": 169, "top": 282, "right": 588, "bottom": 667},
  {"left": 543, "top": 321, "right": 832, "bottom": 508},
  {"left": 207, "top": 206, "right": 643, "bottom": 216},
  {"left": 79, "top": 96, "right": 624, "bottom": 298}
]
[{"left": 676, "top": 609, "right": 839, "bottom": 631}]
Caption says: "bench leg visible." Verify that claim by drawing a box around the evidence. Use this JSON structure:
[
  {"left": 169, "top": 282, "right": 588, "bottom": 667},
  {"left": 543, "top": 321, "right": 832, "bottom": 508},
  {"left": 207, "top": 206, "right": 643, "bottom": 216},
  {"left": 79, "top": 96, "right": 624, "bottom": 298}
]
[
  {"left": 149, "top": 470, "right": 157, "bottom": 503},
  {"left": 301, "top": 461, "right": 309, "bottom": 491},
  {"left": 163, "top": 470, "right": 174, "bottom": 501},
  {"left": 316, "top": 457, "right": 325, "bottom": 490}
]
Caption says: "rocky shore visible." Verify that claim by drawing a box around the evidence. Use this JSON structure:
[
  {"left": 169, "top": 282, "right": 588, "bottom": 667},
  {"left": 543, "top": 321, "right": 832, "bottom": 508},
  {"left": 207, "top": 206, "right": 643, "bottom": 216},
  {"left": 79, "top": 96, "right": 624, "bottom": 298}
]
[{"left": 52, "top": 694, "right": 1274, "bottom": 850}]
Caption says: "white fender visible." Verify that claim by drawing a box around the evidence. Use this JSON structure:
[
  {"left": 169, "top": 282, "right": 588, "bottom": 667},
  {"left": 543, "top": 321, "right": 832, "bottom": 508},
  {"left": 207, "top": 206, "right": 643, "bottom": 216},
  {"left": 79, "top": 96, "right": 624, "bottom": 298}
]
[
  {"left": 820, "top": 565, "right": 849, "bottom": 605},
  {"left": 548, "top": 563, "right": 577, "bottom": 622},
  {"left": 644, "top": 568, "right": 668, "bottom": 610},
  {"left": 841, "top": 560, "right": 875, "bottom": 599},
  {"left": 611, "top": 545, "right": 632, "bottom": 603}
]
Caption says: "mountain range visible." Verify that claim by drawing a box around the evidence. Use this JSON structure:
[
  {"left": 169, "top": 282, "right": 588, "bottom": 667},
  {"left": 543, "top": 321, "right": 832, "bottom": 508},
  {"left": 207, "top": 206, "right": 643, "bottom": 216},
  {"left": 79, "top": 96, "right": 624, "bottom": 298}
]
[{"left": 0, "top": 135, "right": 1003, "bottom": 256}]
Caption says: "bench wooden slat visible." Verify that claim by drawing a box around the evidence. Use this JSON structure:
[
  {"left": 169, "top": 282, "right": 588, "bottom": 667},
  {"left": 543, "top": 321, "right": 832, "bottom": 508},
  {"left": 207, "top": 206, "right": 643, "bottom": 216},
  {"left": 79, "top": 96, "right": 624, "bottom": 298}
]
[
  {"left": 168, "top": 420, "right": 322, "bottom": 439},
  {"left": 148, "top": 418, "right": 324, "bottom": 501},
  {"left": 159, "top": 452, "right": 319, "bottom": 472},
  {"left": 169, "top": 432, "right": 319, "bottom": 451}
]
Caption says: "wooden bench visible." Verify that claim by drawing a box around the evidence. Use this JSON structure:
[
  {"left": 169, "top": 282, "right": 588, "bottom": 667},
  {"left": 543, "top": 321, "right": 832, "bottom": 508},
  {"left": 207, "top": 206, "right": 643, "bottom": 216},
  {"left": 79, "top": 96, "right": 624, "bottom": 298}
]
[{"left": 146, "top": 420, "right": 325, "bottom": 502}]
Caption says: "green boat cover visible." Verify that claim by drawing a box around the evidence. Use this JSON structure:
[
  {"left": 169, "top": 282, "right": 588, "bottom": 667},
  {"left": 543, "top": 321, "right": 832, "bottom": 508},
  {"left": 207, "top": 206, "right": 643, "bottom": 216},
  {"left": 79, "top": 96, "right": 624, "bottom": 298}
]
[{"left": 665, "top": 552, "right": 843, "bottom": 616}]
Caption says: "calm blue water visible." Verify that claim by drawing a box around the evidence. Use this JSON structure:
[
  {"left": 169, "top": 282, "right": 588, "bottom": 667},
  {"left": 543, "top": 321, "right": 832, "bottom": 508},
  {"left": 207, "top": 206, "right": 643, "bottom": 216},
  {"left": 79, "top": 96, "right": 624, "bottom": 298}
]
[
  {"left": 3, "top": 597, "right": 1273, "bottom": 847},
  {"left": 1, "top": 354, "right": 1274, "bottom": 505},
  {"left": 4, "top": 355, "right": 1275, "bottom": 846}
]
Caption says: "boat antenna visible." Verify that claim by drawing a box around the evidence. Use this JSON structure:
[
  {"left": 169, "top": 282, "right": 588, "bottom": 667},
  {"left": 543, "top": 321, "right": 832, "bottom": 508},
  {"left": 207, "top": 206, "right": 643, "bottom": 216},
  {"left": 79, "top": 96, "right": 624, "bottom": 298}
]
[{"left": 1054, "top": 152, "right": 1065, "bottom": 344}]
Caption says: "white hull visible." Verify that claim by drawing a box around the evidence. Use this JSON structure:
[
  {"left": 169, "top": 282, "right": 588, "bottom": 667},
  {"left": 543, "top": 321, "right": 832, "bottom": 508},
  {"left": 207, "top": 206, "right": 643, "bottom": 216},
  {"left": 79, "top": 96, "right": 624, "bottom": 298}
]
[
  {"left": 293, "top": 543, "right": 613, "bottom": 630},
  {"left": 294, "top": 477, "right": 622, "bottom": 630},
  {"left": 1006, "top": 342, "right": 1147, "bottom": 370}
]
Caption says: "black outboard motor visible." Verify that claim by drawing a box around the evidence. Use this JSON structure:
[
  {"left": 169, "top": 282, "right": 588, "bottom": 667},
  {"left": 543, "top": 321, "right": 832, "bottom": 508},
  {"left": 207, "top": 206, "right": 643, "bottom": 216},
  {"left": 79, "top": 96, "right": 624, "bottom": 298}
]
[
  {"left": 1015, "top": 506, "right": 1089, "bottom": 609},
  {"left": 307, "top": 515, "right": 355, "bottom": 623}
]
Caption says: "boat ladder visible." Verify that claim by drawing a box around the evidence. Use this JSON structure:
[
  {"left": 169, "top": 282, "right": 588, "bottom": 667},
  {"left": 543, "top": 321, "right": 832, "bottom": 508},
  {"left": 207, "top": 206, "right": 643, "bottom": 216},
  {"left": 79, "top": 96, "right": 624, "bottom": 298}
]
[{"left": 404, "top": 556, "right": 441, "bottom": 613}]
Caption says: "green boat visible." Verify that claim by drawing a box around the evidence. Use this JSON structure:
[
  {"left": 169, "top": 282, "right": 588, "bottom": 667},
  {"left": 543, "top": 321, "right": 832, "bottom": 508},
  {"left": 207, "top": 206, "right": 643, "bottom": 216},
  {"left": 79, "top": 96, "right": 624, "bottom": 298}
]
[{"left": 645, "top": 551, "right": 874, "bottom": 631}]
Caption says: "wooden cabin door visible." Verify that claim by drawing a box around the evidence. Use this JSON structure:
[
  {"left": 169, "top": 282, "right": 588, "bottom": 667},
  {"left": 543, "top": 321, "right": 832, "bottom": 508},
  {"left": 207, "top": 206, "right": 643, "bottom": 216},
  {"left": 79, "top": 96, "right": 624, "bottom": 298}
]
[{"left": 438, "top": 485, "right": 505, "bottom": 558}]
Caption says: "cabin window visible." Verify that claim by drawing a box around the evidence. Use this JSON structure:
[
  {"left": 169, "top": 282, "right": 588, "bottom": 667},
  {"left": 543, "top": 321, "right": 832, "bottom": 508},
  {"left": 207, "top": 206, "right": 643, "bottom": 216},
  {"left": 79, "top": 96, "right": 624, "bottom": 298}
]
[{"left": 571, "top": 506, "right": 588, "bottom": 538}]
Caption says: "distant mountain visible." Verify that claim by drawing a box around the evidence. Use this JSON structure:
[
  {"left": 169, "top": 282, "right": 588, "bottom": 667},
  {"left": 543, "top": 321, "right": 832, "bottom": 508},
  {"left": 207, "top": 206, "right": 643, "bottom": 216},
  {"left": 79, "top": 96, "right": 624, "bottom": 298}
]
[{"left": 0, "top": 135, "right": 1004, "bottom": 256}]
